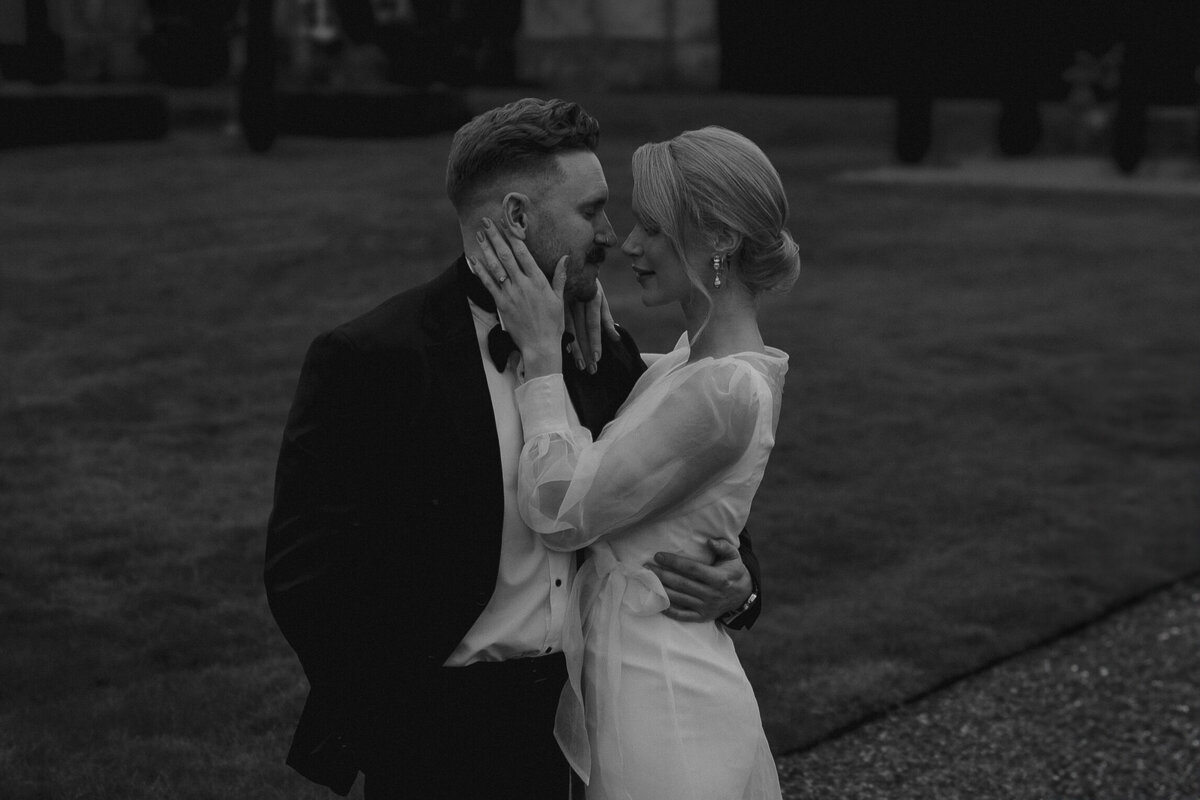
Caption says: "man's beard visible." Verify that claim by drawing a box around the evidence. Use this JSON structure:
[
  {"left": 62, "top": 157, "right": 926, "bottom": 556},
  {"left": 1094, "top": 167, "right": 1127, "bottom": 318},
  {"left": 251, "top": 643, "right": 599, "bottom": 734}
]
[
  {"left": 584, "top": 243, "right": 607, "bottom": 265},
  {"left": 530, "top": 238, "right": 606, "bottom": 302},
  {"left": 567, "top": 243, "right": 607, "bottom": 302}
]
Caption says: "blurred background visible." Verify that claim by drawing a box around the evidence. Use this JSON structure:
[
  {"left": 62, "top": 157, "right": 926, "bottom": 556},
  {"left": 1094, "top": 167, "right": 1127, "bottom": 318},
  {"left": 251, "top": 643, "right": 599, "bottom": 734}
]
[
  {"left": 2, "top": 0, "right": 1199, "bottom": 164},
  {"left": 3, "top": 0, "right": 1198, "bottom": 93},
  {"left": 2, "top": 2, "right": 1198, "bottom": 799}
]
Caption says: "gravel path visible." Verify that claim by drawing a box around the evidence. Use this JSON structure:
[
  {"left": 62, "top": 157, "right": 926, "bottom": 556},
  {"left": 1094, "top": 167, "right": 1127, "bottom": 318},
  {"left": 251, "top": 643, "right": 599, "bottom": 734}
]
[{"left": 776, "top": 574, "right": 1200, "bottom": 799}]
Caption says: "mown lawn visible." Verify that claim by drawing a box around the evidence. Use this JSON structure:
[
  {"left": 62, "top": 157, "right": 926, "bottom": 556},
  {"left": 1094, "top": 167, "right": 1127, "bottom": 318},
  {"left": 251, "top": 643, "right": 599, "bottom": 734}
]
[{"left": 2, "top": 91, "right": 1198, "bottom": 799}]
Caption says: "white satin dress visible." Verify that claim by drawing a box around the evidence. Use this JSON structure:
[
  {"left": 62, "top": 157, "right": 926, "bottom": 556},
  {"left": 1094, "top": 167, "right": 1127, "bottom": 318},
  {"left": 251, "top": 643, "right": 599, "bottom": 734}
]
[{"left": 513, "top": 335, "right": 787, "bottom": 800}]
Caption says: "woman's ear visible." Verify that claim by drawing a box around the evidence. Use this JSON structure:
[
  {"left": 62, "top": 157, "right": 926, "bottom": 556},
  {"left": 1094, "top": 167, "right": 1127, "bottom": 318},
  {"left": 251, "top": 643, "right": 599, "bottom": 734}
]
[
  {"left": 712, "top": 229, "right": 742, "bottom": 259},
  {"left": 500, "top": 192, "right": 531, "bottom": 241}
]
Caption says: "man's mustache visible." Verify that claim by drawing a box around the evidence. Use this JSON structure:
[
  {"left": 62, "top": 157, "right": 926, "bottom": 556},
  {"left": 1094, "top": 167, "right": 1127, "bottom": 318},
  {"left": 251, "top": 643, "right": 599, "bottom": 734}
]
[{"left": 585, "top": 244, "right": 607, "bottom": 264}]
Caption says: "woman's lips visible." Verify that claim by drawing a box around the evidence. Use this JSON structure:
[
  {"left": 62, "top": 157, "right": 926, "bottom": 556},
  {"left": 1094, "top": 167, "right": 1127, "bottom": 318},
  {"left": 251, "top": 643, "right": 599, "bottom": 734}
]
[{"left": 631, "top": 265, "right": 655, "bottom": 279}]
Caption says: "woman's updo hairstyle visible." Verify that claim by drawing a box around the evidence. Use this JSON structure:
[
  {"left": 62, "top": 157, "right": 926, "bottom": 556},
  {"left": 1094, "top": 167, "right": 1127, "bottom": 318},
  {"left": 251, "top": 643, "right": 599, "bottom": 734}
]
[{"left": 631, "top": 126, "right": 800, "bottom": 297}]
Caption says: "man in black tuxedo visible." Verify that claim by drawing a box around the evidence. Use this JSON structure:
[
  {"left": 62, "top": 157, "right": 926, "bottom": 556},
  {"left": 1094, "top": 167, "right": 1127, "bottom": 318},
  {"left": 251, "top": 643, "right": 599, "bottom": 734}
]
[{"left": 265, "top": 98, "right": 764, "bottom": 799}]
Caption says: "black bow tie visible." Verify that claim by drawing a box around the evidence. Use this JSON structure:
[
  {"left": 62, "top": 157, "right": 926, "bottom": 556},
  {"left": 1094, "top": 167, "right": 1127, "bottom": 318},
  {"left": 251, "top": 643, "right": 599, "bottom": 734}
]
[
  {"left": 487, "top": 325, "right": 576, "bottom": 372},
  {"left": 488, "top": 324, "right": 518, "bottom": 371},
  {"left": 459, "top": 256, "right": 516, "bottom": 371},
  {"left": 459, "top": 255, "right": 576, "bottom": 373}
]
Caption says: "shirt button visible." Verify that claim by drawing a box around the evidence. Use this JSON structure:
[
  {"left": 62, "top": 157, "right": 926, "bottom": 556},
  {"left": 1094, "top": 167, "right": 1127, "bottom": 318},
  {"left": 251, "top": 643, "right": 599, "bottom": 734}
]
[
  {"left": 555, "top": 578, "right": 563, "bottom": 587},
  {"left": 545, "top": 647, "right": 552, "bottom": 654}
]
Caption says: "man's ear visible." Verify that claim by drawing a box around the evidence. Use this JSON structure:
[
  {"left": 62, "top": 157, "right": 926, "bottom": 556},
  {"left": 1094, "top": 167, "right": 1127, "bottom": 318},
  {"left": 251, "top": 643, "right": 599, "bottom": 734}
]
[{"left": 500, "top": 192, "right": 531, "bottom": 241}]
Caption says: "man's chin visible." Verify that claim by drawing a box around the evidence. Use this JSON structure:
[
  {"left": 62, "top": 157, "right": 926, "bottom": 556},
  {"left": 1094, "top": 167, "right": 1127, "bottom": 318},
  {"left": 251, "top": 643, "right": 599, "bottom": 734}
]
[
  {"left": 566, "top": 266, "right": 600, "bottom": 302},
  {"left": 567, "top": 278, "right": 599, "bottom": 303}
]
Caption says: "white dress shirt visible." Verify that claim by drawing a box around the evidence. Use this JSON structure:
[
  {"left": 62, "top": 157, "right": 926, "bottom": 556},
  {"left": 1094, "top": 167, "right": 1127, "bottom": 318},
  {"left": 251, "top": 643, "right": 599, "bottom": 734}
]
[{"left": 442, "top": 299, "right": 578, "bottom": 666}]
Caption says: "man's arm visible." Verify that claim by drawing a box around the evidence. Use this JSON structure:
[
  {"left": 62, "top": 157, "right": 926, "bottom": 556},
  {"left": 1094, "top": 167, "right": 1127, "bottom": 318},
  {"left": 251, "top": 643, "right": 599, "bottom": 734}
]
[
  {"left": 265, "top": 330, "right": 371, "bottom": 688},
  {"left": 646, "top": 531, "right": 763, "bottom": 629}
]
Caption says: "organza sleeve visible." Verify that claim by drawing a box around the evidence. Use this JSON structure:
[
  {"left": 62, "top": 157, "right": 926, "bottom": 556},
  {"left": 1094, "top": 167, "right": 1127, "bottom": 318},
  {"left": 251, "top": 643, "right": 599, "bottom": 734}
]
[{"left": 514, "top": 360, "right": 768, "bottom": 551}]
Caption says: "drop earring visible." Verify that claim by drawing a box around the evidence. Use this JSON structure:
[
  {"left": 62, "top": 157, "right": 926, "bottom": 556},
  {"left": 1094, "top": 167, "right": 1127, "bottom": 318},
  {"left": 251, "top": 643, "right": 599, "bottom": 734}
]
[{"left": 712, "top": 253, "right": 723, "bottom": 288}]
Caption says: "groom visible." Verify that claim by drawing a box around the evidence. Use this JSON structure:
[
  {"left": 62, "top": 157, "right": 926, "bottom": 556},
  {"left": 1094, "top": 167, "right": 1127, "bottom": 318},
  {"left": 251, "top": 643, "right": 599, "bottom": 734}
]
[{"left": 265, "top": 98, "right": 764, "bottom": 799}]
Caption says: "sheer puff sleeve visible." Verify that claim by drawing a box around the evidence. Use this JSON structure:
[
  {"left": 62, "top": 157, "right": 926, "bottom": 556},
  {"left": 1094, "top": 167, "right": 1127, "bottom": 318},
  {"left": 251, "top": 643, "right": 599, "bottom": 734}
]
[{"left": 514, "top": 359, "right": 770, "bottom": 551}]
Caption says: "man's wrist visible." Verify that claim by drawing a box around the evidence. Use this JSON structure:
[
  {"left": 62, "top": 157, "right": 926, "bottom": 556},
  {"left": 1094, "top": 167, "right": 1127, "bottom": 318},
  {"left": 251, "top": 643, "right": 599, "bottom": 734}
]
[{"left": 719, "top": 590, "right": 759, "bottom": 626}]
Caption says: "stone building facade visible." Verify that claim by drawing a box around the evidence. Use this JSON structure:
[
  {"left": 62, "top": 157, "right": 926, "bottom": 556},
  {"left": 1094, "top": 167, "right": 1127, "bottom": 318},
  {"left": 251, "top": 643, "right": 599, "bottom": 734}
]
[{"left": 518, "top": 0, "right": 719, "bottom": 90}]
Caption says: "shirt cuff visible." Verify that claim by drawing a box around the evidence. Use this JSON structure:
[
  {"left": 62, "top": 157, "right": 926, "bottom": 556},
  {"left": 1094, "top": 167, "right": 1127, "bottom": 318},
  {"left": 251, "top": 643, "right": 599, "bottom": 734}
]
[{"left": 515, "top": 374, "right": 573, "bottom": 440}]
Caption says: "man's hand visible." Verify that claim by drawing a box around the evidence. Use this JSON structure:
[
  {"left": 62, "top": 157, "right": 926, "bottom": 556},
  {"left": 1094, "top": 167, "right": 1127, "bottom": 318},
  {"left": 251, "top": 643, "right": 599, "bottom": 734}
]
[
  {"left": 564, "top": 280, "right": 620, "bottom": 374},
  {"left": 646, "top": 538, "right": 754, "bottom": 623}
]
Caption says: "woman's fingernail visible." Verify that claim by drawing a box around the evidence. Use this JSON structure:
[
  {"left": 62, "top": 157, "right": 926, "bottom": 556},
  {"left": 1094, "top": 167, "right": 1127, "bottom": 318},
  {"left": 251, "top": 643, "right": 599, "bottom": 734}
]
[
  {"left": 588, "top": 362, "right": 597, "bottom": 375},
  {"left": 482, "top": 217, "right": 493, "bottom": 229},
  {"left": 575, "top": 358, "right": 585, "bottom": 371},
  {"left": 593, "top": 349, "right": 601, "bottom": 364},
  {"left": 475, "top": 231, "right": 485, "bottom": 243}
]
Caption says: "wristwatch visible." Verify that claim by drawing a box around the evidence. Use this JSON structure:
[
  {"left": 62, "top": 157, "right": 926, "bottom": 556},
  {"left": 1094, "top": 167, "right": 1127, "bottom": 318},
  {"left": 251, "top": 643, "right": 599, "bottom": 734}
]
[{"left": 719, "top": 590, "right": 759, "bottom": 626}]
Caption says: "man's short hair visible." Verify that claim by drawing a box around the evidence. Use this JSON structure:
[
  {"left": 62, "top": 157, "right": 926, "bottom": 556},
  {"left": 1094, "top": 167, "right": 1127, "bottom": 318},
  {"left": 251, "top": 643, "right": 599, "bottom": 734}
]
[{"left": 445, "top": 98, "right": 600, "bottom": 211}]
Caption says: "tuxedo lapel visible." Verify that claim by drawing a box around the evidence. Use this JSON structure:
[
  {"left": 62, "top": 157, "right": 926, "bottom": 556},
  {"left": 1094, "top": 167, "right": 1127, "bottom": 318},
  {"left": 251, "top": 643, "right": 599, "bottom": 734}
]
[
  {"left": 422, "top": 260, "right": 505, "bottom": 506},
  {"left": 563, "top": 326, "right": 648, "bottom": 439}
]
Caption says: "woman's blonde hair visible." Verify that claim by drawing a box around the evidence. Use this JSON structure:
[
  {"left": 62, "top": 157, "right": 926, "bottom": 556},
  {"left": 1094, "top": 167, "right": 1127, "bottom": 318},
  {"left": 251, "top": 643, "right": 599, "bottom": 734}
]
[{"left": 631, "top": 126, "right": 800, "bottom": 305}]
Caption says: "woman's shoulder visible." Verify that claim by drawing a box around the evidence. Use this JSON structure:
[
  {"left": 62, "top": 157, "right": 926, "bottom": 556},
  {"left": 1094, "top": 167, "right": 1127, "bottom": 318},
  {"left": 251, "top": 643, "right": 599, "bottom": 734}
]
[
  {"left": 641, "top": 334, "right": 788, "bottom": 405},
  {"left": 639, "top": 333, "right": 691, "bottom": 374},
  {"left": 731, "top": 346, "right": 789, "bottom": 388},
  {"left": 699, "top": 346, "right": 788, "bottom": 388},
  {"left": 667, "top": 349, "right": 787, "bottom": 409}
]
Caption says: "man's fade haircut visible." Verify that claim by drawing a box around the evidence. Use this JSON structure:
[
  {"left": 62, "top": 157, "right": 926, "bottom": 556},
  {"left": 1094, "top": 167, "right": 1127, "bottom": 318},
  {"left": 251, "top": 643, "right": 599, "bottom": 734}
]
[{"left": 445, "top": 98, "right": 600, "bottom": 211}]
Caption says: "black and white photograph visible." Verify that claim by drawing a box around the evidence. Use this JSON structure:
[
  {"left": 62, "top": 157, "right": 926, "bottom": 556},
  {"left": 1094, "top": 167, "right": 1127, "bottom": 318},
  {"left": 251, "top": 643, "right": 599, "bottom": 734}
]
[{"left": 2, "top": 1, "right": 1198, "bottom": 798}]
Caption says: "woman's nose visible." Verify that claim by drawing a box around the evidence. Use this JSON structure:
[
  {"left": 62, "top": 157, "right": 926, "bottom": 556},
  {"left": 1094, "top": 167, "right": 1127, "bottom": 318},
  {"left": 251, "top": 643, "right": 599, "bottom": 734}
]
[{"left": 621, "top": 233, "right": 638, "bottom": 255}]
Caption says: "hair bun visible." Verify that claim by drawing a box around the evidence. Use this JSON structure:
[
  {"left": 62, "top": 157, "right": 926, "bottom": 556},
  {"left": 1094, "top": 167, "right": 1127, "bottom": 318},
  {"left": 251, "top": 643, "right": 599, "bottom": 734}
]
[{"left": 739, "top": 228, "right": 800, "bottom": 295}]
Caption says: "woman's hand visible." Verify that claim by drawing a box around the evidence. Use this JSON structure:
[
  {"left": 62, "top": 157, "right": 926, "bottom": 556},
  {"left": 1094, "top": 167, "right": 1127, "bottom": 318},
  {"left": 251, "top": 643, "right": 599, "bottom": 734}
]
[
  {"left": 473, "top": 217, "right": 566, "bottom": 379},
  {"left": 565, "top": 280, "right": 621, "bottom": 374}
]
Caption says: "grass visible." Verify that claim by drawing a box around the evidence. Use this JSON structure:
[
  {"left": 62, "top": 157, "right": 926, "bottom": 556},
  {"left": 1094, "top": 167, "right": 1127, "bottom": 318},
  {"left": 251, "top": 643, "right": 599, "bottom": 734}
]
[{"left": 2, "top": 90, "right": 1198, "bottom": 798}]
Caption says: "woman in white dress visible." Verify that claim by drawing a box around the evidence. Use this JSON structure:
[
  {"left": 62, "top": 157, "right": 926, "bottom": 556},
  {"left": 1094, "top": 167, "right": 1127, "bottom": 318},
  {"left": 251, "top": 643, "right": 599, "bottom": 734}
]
[{"left": 474, "top": 126, "right": 800, "bottom": 800}]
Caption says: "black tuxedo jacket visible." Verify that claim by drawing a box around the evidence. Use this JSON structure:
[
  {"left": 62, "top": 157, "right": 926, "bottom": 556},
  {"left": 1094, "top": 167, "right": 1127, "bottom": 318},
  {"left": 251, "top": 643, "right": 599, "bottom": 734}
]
[{"left": 264, "top": 258, "right": 762, "bottom": 794}]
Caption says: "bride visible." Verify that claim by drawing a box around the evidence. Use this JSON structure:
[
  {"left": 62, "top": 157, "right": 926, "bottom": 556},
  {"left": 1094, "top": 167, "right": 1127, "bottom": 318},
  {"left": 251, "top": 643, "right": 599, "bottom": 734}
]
[{"left": 473, "top": 126, "right": 799, "bottom": 800}]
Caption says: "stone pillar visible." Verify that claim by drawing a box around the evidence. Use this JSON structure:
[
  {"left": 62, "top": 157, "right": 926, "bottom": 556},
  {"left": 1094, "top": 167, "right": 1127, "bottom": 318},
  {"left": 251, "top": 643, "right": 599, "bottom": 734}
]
[{"left": 518, "top": 0, "right": 718, "bottom": 90}]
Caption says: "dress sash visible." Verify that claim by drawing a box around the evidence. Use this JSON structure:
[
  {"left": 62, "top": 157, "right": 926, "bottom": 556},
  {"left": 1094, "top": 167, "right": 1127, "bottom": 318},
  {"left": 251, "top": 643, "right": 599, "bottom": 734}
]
[{"left": 554, "top": 544, "right": 670, "bottom": 785}]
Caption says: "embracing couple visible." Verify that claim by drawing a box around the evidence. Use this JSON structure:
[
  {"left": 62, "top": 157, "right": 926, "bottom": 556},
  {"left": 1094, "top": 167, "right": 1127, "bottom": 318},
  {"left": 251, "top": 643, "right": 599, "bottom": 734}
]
[{"left": 265, "top": 98, "right": 800, "bottom": 799}]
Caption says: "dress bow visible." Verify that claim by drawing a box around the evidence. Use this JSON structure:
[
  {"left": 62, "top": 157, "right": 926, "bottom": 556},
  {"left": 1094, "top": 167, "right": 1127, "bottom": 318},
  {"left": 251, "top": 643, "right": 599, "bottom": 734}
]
[{"left": 555, "top": 545, "right": 669, "bottom": 786}]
